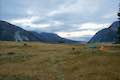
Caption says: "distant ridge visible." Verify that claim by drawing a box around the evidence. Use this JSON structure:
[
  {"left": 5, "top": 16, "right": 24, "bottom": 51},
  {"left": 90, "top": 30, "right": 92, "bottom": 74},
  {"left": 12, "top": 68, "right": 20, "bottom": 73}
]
[{"left": 0, "top": 20, "right": 81, "bottom": 44}]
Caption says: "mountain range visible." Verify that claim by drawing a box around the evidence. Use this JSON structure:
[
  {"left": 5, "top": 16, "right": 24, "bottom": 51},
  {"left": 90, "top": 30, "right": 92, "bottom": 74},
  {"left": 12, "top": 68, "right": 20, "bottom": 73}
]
[
  {"left": 1, "top": 20, "right": 119, "bottom": 43},
  {"left": 0, "top": 20, "right": 81, "bottom": 44},
  {"left": 89, "top": 21, "right": 120, "bottom": 43}
]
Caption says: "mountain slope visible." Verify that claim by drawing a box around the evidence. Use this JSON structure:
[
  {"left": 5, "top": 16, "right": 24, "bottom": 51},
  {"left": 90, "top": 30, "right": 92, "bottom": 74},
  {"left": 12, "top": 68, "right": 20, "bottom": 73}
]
[
  {"left": 0, "top": 20, "right": 80, "bottom": 44},
  {"left": 89, "top": 21, "right": 120, "bottom": 43},
  {"left": 0, "top": 20, "right": 39, "bottom": 41},
  {"left": 31, "top": 32, "right": 80, "bottom": 44}
]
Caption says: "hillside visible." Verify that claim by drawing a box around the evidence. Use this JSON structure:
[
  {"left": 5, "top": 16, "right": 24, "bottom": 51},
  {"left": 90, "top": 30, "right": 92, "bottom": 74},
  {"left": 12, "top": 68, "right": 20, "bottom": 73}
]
[
  {"left": 0, "top": 41, "right": 120, "bottom": 80},
  {"left": 0, "top": 20, "right": 80, "bottom": 44},
  {"left": 89, "top": 21, "right": 120, "bottom": 43},
  {"left": 0, "top": 20, "right": 39, "bottom": 41}
]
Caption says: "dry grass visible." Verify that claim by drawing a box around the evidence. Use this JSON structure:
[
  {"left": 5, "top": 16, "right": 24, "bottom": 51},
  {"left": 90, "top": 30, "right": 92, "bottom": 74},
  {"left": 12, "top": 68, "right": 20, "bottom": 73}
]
[{"left": 0, "top": 41, "right": 120, "bottom": 80}]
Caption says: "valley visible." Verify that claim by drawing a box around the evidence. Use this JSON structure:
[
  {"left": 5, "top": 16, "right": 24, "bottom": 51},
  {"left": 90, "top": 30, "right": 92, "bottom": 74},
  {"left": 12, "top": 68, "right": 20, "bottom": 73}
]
[{"left": 0, "top": 41, "right": 120, "bottom": 80}]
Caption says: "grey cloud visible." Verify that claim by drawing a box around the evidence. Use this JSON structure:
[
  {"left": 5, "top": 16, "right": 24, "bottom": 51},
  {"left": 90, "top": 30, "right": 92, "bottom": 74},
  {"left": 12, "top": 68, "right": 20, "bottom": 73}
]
[{"left": 0, "top": 0, "right": 119, "bottom": 41}]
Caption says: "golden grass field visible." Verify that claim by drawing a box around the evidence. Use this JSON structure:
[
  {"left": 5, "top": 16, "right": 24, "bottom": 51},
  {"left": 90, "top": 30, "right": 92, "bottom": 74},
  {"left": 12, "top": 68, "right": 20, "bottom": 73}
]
[{"left": 0, "top": 41, "right": 120, "bottom": 80}]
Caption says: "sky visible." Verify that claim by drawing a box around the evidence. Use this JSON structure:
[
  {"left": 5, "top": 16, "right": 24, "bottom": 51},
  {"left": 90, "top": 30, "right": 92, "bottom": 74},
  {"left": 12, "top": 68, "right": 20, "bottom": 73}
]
[{"left": 0, "top": 0, "right": 119, "bottom": 41}]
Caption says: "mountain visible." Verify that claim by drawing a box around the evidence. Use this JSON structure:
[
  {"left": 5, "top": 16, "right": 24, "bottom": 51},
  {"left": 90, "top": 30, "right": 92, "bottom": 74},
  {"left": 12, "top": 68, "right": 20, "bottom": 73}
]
[
  {"left": 0, "top": 20, "right": 81, "bottom": 44},
  {"left": 89, "top": 21, "right": 120, "bottom": 43},
  {"left": 31, "top": 32, "right": 79, "bottom": 43},
  {"left": 0, "top": 20, "right": 39, "bottom": 41}
]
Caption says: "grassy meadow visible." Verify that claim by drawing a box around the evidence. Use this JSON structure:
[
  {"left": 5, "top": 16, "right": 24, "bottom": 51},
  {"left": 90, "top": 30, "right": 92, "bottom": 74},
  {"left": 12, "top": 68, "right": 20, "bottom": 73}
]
[{"left": 0, "top": 41, "right": 120, "bottom": 80}]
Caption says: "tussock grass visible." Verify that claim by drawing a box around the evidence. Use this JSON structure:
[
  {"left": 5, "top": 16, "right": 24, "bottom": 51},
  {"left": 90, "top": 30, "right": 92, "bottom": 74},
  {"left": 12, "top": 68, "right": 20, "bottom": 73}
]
[
  {"left": 0, "top": 75, "right": 32, "bottom": 80},
  {"left": 0, "top": 52, "right": 32, "bottom": 64},
  {"left": 0, "top": 41, "right": 120, "bottom": 80}
]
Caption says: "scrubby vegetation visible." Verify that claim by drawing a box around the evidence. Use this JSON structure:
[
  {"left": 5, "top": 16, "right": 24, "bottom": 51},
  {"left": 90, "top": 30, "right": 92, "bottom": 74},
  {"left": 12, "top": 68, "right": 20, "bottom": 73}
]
[
  {"left": 0, "top": 75, "right": 32, "bottom": 80},
  {"left": 0, "top": 52, "right": 32, "bottom": 64},
  {"left": 0, "top": 41, "right": 120, "bottom": 80},
  {"left": 117, "top": 26, "right": 120, "bottom": 43}
]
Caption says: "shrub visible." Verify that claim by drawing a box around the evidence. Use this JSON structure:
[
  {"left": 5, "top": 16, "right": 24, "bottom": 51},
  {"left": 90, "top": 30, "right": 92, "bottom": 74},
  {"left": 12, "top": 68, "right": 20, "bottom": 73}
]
[
  {"left": 117, "top": 26, "right": 120, "bottom": 43},
  {"left": 58, "top": 40, "right": 64, "bottom": 43},
  {"left": 23, "top": 43, "right": 28, "bottom": 46},
  {"left": 72, "top": 47, "right": 75, "bottom": 51},
  {"left": 7, "top": 52, "right": 15, "bottom": 55}
]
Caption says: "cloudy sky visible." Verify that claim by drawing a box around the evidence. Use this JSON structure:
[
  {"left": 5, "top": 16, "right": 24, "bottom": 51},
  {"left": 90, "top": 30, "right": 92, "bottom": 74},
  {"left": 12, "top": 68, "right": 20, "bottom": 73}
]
[{"left": 0, "top": 0, "right": 119, "bottom": 41}]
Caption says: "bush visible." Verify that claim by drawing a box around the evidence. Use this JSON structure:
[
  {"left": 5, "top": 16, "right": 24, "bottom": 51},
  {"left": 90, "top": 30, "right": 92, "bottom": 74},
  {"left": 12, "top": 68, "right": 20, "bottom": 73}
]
[
  {"left": 117, "top": 26, "right": 120, "bottom": 43},
  {"left": 23, "top": 43, "right": 28, "bottom": 46},
  {"left": 7, "top": 52, "right": 15, "bottom": 55},
  {"left": 58, "top": 40, "right": 64, "bottom": 43},
  {"left": 72, "top": 47, "right": 75, "bottom": 51}
]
